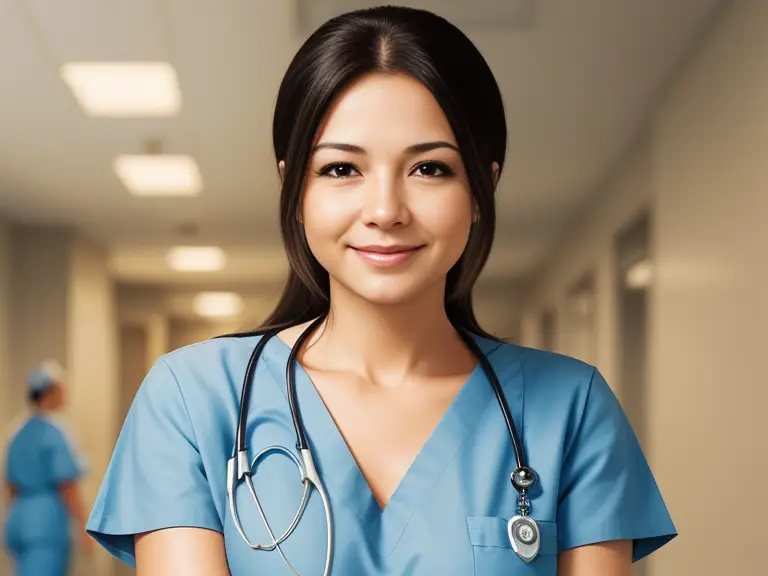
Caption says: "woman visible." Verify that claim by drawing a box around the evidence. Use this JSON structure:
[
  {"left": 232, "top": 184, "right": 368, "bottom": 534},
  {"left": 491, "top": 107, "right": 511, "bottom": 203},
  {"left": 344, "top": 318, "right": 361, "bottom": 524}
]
[
  {"left": 87, "top": 6, "right": 676, "bottom": 575},
  {"left": 4, "top": 361, "right": 91, "bottom": 576}
]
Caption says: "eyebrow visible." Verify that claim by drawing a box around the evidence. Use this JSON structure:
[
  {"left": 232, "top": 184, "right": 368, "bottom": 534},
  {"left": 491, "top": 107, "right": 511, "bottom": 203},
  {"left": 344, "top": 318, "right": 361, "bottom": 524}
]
[{"left": 311, "top": 141, "right": 460, "bottom": 155}]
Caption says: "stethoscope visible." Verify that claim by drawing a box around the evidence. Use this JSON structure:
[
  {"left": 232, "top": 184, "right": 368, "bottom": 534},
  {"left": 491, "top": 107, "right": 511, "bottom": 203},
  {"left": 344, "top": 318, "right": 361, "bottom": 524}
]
[{"left": 226, "top": 316, "right": 541, "bottom": 576}]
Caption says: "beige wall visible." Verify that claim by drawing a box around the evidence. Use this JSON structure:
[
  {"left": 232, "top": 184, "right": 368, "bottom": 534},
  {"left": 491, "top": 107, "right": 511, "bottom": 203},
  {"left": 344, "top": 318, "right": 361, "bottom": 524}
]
[
  {"left": 520, "top": 132, "right": 652, "bottom": 393},
  {"left": 118, "top": 323, "right": 147, "bottom": 427},
  {"left": 0, "top": 220, "right": 10, "bottom": 433},
  {"left": 648, "top": 0, "right": 765, "bottom": 572},
  {"left": 0, "top": 219, "right": 9, "bottom": 544},
  {"left": 66, "top": 237, "right": 119, "bottom": 494},
  {"left": 168, "top": 317, "right": 244, "bottom": 351},
  {"left": 520, "top": 1, "right": 765, "bottom": 573},
  {"left": 67, "top": 236, "right": 119, "bottom": 575},
  {"left": 473, "top": 283, "right": 524, "bottom": 342},
  {"left": 7, "top": 226, "right": 71, "bottom": 420}
]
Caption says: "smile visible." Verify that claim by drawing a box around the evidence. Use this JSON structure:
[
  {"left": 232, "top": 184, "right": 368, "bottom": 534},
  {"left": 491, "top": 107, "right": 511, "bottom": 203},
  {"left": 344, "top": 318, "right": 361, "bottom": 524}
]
[{"left": 350, "top": 245, "right": 424, "bottom": 267}]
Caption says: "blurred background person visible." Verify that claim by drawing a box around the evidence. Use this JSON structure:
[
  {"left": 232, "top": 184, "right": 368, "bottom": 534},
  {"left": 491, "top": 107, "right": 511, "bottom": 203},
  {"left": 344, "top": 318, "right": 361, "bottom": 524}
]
[{"left": 3, "top": 361, "right": 92, "bottom": 576}]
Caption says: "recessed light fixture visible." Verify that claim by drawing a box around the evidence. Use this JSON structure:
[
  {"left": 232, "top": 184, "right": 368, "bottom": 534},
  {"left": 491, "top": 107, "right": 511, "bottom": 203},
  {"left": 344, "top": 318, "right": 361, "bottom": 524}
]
[
  {"left": 167, "top": 246, "right": 226, "bottom": 272},
  {"left": 60, "top": 62, "right": 181, "bottom": 117},
  {"left": 626, "top": 259, "right": 654, "bottom": 290},
  {"left": 193, "top": 292, "right": 244, "bottom": 319},
  {"left": 113, "top": 154, "right": 202, "bottom": 196}
]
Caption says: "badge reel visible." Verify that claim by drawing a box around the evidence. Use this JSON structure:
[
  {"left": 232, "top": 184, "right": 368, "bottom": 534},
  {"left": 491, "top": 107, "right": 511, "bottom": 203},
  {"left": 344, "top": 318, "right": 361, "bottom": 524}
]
[{"left": 508, "top": 467, "right": 540, "bottom": 563}]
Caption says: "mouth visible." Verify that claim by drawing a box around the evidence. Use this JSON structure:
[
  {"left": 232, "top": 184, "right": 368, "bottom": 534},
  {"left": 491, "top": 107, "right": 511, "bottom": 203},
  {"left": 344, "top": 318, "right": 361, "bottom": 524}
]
[{"left": 349, "top": 244, "right": 425, "bottom": 267}]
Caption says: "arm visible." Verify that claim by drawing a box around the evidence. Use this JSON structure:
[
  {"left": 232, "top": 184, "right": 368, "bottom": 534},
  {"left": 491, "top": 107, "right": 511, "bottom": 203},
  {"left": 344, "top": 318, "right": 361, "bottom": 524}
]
[
  {"left": 135, "top": 528, "right": 230, "bottom": 576},
  {"left": 58, "top": 480, "right": 94, "bottom": 550},
  {"left": 6, "top": 482, "right": 17, "bottom": 503},
  {"left": 558, "top": 540, "right": 632, "bottom": 576},
  {"left": 58, "top": 481, "right": 88, "bottom": 529}
]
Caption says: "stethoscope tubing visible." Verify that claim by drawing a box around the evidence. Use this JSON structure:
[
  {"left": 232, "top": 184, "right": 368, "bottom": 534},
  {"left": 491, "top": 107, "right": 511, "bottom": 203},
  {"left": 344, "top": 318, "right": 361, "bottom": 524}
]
[{"left": 228, "top": 316, "right": 533, "bottom": 575}]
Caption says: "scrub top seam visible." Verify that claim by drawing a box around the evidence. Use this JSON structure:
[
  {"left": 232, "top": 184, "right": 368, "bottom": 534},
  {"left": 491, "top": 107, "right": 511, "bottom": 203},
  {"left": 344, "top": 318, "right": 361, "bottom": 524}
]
[
  {"left": 160, "top": 356, "right": 225, "bottom": 532},
  {"left": 260, "top": 345, "right": 292, "bottom": 404},
  {"left": 160, "top": 358, "right": 201, "bottom": 450},
  {"left": 559, "top": 366, "right": 597, "bottom": 479}
]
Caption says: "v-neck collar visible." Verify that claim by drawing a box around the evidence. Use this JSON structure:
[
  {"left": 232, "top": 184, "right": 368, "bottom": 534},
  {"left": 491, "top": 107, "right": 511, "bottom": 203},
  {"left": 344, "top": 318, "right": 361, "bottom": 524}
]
[{"left": 264, "top": 334, "right": 521, "bottom": 557}]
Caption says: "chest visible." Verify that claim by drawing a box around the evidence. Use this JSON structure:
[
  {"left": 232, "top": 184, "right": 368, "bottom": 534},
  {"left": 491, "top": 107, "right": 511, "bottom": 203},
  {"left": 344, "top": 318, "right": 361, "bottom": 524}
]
[
  {"left": 306, "top": 369, "right": 467, "bottom": 508},
  {"left": 215, "top": 340, "right": 562, "bottom": 574}
]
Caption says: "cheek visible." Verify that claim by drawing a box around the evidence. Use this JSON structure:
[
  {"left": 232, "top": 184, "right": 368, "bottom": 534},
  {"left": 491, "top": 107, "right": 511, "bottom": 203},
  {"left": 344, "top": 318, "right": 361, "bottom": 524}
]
[
  {"left": 301, "top": 188, "right": 354, "bottom": 250},
  {"left": 416, "top": 190, "right": 473, "bottom": 246}
]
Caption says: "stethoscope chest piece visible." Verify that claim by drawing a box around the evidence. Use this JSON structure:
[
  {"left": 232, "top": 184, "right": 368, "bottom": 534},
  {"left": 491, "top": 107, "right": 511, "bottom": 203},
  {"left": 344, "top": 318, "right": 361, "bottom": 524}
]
[{"left": 507, "top": 515, "right": 540, "bottom": 563}]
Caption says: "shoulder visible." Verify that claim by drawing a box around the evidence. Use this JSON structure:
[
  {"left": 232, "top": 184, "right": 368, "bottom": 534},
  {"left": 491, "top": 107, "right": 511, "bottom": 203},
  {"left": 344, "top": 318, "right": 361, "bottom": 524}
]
[
  {"left": 139, "top": 334, "right": 271, "bottom": 412},
  {"left": 161, "top": 334, "right": 265, "bottom": 375},
  {"left": 488, "top": 340, "right": 598, "bottom": 401},
  {"left": 39, "top": 414, "right": 74, "bottom": 441}
]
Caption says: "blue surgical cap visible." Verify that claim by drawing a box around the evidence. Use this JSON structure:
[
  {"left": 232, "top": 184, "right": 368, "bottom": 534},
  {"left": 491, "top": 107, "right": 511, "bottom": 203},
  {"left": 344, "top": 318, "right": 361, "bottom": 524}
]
[{"left": 27, "top": 360, "right": 66, "bottom": 395}]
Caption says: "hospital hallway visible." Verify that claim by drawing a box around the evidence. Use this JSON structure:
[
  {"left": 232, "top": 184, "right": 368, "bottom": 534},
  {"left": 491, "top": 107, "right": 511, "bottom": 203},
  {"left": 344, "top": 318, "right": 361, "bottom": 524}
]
[{"left": 0, "top": 1, "right": 764, "bottom": 575}]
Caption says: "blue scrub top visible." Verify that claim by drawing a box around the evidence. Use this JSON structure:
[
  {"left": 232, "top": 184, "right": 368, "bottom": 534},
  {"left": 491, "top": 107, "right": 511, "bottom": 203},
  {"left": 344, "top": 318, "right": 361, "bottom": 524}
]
[
  {"left": 87, "top": 335, "right": 677, "bottom": 574},
  {"left": 4, "top": 414, "right": 83, "bottom": 550}
]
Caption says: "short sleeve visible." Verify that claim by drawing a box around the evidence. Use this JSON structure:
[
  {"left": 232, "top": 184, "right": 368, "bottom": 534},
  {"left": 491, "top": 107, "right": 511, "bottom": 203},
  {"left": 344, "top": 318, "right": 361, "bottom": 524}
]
[
  {"left": 46, "top": 424, "right": 82, "bottom": 484},
  {"left": 86, "top": 358, "right": 222, "bottom": 568},
  {"left": 557, "top": 368, "right": 677, "bottom": 561}
]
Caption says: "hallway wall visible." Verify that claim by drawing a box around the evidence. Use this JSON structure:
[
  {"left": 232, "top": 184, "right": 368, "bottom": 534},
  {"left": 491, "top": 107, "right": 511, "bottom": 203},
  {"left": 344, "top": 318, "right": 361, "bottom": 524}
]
[
  {"left": 648, "top": 0, "right": 766, "bottom": 572},
  {"left": 520, "top": 1, "right": 765, "bottom": 573}
]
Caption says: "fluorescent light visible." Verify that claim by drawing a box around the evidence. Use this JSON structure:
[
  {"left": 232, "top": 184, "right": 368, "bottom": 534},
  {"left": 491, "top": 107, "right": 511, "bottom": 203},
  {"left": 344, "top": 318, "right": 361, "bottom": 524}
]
[
  {"left": 114, "top": 155, "right": 202, "bottom": 196},
  {"left": 626, "top": 260, "right": 654, "bottom": 289},
  {"left": 167, "top": 247, "right": 225, "bottom": 272},
  {"left": 60, "top": 62, "right": 181, "bottom": 116},
  {"left": 193, "top": 292, "right": 244, "bottom": 319}
]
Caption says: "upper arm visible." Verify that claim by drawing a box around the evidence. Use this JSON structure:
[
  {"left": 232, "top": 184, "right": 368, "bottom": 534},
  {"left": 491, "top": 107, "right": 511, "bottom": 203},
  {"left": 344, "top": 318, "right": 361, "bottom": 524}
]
[
  {"left": 135, "top": 528, "right": 229, "bottom": 576},
  {"left": 557, "top": 368, "right": 677, "bottom": 561},
  {"left": 86, "top": 359, "right": 223, "bottom": 568},
  {"left": 558, "top": 540, "right": 632, "bottom": 576}
]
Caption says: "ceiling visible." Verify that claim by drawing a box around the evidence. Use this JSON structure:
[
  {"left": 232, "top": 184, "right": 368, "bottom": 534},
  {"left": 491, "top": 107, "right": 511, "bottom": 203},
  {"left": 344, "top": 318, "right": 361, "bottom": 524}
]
[{"left": 0, "top": 0, "right": 724, "bottom": 287}]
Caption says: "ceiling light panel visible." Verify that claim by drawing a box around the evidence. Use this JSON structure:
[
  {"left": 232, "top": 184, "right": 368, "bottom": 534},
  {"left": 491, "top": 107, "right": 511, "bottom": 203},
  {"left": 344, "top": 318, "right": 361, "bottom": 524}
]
[
  {"left": 113, "top": 155, "right": 202, "bottom": 197},
  {"left": 167, "top": 246, "right": 226, "bottom": 272},
  {"left": 193, "top": 292, "right": 244, "bottom": 319},
  {"left": 60, "top": 62, "right": 181, "bottom": 117},
  {"left": 626, "top": 260, "right": 654, "bottom": 290}
]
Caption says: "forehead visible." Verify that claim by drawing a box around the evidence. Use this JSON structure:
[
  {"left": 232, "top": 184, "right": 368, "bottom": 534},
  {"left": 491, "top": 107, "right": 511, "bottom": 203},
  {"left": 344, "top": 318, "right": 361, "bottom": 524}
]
[{"left": 314, "top": 72, "right": 457, "bottom": 148}]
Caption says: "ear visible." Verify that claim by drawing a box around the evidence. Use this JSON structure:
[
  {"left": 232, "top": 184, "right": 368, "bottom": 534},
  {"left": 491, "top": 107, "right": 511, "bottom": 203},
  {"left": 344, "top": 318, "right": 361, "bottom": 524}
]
[
  {"left": 278, "top": 160, "right": 286, "bottom": 185},
  {"left": 491, "top": 162, "right": 500, "bottom": 187}
]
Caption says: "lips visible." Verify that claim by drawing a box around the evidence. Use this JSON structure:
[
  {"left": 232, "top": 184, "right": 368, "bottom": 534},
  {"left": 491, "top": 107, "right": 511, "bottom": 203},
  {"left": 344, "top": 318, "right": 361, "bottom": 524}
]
[{"left": 350, "top": 244, "right": 424, "bottom": 267}]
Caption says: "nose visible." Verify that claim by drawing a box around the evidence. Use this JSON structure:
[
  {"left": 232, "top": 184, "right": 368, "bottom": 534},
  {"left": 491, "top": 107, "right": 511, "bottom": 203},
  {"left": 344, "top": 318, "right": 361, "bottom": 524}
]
[{"left": 360, "top": 171, "right": 411, "bottom": 229}]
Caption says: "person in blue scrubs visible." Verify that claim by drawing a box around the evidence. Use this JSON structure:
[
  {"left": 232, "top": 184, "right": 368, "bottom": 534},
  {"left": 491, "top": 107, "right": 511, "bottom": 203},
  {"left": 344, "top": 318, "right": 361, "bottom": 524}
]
[
  {"left": 87, "top": 6, "right": 677, "bottom": 575},
  {"left": 4, "top": 361, "right": 92, "bottom": 575}
]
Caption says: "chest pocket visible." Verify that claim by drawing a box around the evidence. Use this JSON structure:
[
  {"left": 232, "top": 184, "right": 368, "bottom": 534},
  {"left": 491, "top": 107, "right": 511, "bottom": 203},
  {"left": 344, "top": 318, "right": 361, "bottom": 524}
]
[{"left": 466, "top": 517, "right": 558, "bottom": 575}]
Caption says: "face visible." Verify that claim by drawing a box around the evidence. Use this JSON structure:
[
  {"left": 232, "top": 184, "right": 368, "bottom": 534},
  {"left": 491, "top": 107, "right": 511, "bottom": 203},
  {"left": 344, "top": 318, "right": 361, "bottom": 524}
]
[
  {"left": 45, "top": 382, "right": 66, "bottom": 410},
  {"left": 298, "top": 72, "right": 474, "bottom": 306}
]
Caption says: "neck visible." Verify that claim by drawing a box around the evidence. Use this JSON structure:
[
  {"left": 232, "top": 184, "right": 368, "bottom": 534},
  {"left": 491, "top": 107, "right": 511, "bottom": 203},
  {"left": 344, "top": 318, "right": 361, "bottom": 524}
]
[{"left": 307, "top": 278, "right": 470, "bottom": 380}]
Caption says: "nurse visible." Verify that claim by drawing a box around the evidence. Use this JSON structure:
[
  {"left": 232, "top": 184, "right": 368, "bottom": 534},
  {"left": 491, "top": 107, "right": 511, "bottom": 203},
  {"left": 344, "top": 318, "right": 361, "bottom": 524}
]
[
  {"left": 87, "top": 5, "right": 677, "bottom": 575},
  {"left": 4, "top": 361, "right": 91, "bottom": 576}
]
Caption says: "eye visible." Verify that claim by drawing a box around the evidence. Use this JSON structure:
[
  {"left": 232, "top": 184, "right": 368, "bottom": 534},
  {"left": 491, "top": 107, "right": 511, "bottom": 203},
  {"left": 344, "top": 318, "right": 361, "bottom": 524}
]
[
  {"left": 318, "top": 162, "right": 360, "bottom": 179},
  {"left": 412, "top": 161, "right": 453, "bottom": 178}
]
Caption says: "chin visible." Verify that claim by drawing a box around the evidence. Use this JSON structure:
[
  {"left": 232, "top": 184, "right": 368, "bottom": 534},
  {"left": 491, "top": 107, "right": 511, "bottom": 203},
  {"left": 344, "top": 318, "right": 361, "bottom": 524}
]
[{"left": 343, "top": 277, "right": 431, "bottom": 306}]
